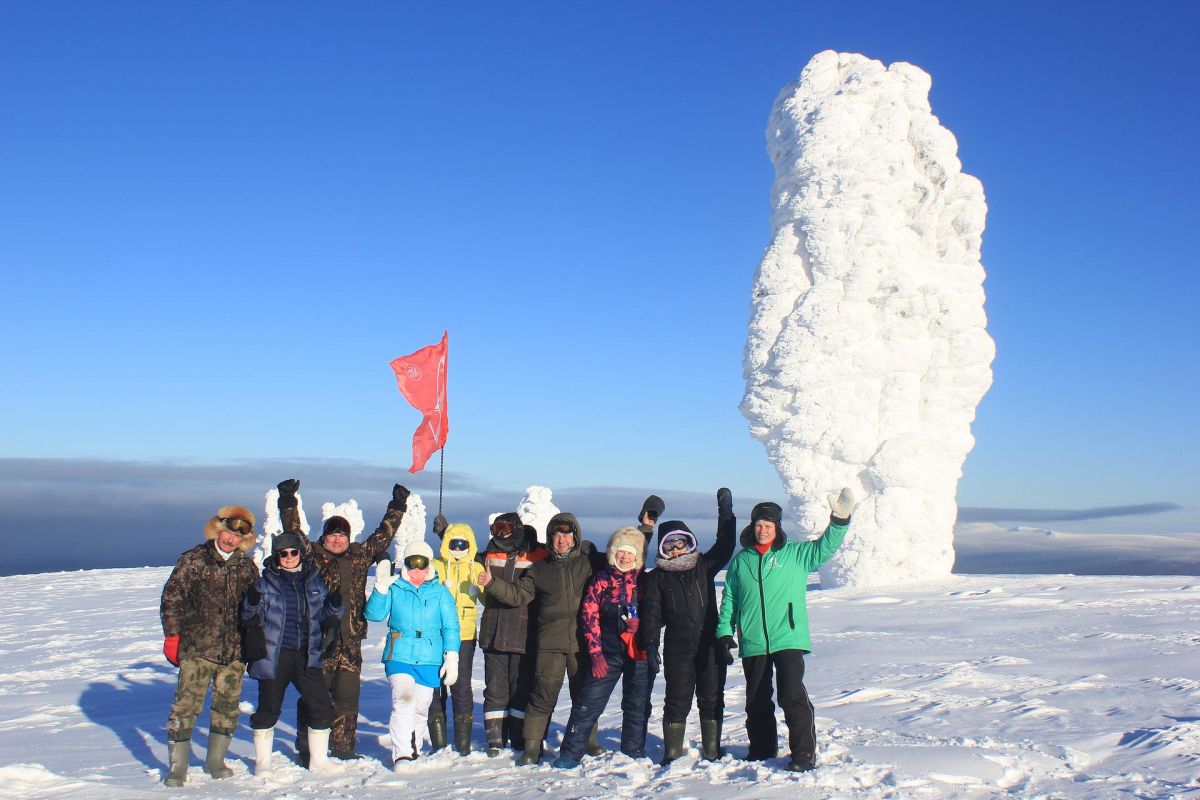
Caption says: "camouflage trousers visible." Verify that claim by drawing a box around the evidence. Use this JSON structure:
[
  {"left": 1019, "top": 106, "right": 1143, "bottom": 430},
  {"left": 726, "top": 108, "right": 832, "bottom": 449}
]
[
  {"left": 297, "top": 639, "right": 362, "bottom": 755},
  {"left": 167, "top": 657, "right": 245, "bottom": 742}
]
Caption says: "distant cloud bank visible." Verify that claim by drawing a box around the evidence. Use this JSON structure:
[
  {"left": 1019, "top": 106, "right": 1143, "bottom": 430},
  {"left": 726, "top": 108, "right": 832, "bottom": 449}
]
[{"left": 0, "top": 457, "right": 1187, "bottom": 575}]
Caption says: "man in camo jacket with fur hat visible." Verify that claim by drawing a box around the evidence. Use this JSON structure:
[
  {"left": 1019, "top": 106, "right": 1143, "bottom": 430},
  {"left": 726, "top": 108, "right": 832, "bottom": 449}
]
[{"left": 159, "top": 505, "right": 259, "bottom": 787}]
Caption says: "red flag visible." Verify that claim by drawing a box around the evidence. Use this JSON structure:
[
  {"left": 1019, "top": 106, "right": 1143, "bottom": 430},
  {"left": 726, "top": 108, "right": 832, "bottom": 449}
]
[{"left": 389, "top": 332, "right": 448, "bottom": 473}]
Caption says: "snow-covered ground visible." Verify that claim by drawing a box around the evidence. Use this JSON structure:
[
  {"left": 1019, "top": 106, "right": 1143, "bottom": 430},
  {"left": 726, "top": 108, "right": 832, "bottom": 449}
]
[{"left": 2, "top": 555, "right": 1198, "bottom": 799}]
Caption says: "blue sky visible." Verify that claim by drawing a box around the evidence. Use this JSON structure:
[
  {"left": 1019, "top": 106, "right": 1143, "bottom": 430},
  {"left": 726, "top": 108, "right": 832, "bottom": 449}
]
[{"left": 1, "top": 0, "right": 1197, "bottom": 570}]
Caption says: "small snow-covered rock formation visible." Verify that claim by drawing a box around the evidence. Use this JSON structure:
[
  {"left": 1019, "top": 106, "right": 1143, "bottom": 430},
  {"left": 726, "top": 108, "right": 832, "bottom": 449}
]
[
  {"left": 518, "top": 485, "right": 561, "bottom": 544},
  {"left": 743, "top": 50, "right": 995, "bottom": 587},
  {"left": 254, "top": 488, "right": 312, "bottom": 570},
  {"left": 391, "top": 492, "right": 428, "bottom": 561}
]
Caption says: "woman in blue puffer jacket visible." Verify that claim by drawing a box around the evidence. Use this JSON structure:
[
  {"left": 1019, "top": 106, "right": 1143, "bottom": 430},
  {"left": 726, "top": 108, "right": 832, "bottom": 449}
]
[
  {"left": 241, "top": 531, "right": 344, "bottom": 776},
  {"left": 365, "top": 540, "right": 460, "bottom": 767}
]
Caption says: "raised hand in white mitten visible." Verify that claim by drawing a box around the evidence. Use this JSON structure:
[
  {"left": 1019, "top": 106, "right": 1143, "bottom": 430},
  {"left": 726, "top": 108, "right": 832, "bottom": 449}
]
[
  {"left": 440, "top": 651, "right": 459, "bottom": 687},
  {"left": 828, "top": 488, "right": 857, "bottom": 522},
  {"left": 373, "top": 559, "right": 396, "bottom": 594}
]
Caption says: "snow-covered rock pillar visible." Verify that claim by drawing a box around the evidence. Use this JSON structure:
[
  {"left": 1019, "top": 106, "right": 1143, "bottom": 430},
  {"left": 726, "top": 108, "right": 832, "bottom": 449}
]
[{"left": 742, "top": 51, "right": 995, "bottom": 587}]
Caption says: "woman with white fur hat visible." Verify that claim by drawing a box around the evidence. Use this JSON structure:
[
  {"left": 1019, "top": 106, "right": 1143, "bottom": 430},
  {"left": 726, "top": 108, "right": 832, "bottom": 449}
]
[
  {"left": 364, "top": 539, "right": 460, "bottom": 767},
  {"left": 551, "top": 526, "right": 655, "bottom": 768}
]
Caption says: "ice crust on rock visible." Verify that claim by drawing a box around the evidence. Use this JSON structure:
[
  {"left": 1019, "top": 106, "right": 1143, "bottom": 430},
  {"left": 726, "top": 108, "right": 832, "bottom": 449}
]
[
  {"left": 518, "top": 485, "right": 561, "bottom": 544},
  {"left": 743, "top": 51, "right": 994, "bottom": 587}
]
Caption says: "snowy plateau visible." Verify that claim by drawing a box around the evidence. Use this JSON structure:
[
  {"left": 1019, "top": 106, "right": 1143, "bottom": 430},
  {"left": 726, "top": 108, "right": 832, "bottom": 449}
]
[{"left": 2, "top": 548, "right": 1198, "bottom": 800}]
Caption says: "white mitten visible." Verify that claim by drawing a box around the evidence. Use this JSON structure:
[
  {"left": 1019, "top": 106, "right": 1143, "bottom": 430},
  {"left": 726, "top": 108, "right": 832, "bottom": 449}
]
[
  {"left": 373, "top": 559, "right": 396, "bottom": 594},
  {"left": 828, "top": 488, "right": 856, "bottom": 521},
  {"left": 440, "top": 651, "right": 459, "bottom": 687}
]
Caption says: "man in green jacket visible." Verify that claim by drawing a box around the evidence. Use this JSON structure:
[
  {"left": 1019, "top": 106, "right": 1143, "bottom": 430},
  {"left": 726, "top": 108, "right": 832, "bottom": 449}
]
[{"left": 715, "top": 487, "right": 855, "bottom": 772}]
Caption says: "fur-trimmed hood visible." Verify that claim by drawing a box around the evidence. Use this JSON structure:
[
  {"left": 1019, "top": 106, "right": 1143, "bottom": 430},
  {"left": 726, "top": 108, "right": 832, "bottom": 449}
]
[
  {"left": 203, "top": 505, "right": 257, "bottom": 554},
  {"left": 606, "top": 526, "right": 645, "bottom": 572}
]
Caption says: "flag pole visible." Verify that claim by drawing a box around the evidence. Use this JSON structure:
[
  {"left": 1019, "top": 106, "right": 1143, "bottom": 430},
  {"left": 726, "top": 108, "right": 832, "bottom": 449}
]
[{"left": 438, "top": 446, "right": 445, "bottom": 517}]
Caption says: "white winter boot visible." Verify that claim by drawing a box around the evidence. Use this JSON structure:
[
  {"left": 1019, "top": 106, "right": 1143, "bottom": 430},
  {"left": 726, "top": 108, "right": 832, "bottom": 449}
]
[
  {"left": 307, "top": 727, "right": 345, "bottom": 775},
  {"left": 253, "top": 727, "right": 274, "bottom": 777}
]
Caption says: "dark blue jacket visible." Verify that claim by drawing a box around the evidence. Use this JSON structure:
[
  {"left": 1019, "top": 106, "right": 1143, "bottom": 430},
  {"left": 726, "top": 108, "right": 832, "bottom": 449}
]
[{"left": 241, "top": 556, "right": 343, "bottom": 680}]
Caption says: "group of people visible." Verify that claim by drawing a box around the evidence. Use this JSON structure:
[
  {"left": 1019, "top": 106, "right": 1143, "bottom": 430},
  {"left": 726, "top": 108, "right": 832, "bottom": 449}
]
[{"left": 158, "top": 478, "right": 856, "bottom": 785}]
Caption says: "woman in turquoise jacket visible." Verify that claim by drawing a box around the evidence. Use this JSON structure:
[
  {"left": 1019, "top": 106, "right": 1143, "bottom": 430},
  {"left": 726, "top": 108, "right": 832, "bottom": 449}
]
[
  {"left": 364, "top": 540, "right": 460, "bottom": 767},
  {"left": 715, "top": 488, "right": 855, "bottom": 773}
]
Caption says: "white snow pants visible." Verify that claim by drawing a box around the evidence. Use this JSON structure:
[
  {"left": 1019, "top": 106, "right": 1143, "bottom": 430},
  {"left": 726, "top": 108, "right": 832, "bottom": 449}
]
[{"left": 388, "top": 673, "right": 434, "bottom": 761}]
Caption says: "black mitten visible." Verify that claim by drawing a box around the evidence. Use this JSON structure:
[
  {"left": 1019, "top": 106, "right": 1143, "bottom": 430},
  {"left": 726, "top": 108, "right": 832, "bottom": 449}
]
[
  {"left": 717, "top": 635, "right": 737, "bottom": 665},
  {"left": 389, "top": 484, "right": 410, "bottom": 512},
  {"left": 246, "top": 585, "right": 262, "bottom": 606},
  {"left": 277, "top": 478, "right": 300, "bottom": 509},
  {"left": 639, "top": 494, "right": 665, "bottom": 523},
  {"left": 717, "top": 487, "right": 733, "bottom": 517}
]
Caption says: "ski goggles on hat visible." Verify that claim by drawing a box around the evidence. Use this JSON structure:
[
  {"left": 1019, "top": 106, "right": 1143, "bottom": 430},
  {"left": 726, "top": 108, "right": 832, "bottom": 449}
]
[
  {"left": 404, "top": 554, "right": 430, "bottom": 570},
  {"left": 551, "top": 522, "right": 575, "bottom": 536},
  {"left": 219, "top": 517, "right": 253, "bottom": 534},
  {"left": 490, "top": 519, "right": 515, "bottom": 536},
  {"left": 448, "top": 539, "right": 470, "bottom": 552},
  {"left": 277, "top": 548, "right": 302, "bottom": 558}
]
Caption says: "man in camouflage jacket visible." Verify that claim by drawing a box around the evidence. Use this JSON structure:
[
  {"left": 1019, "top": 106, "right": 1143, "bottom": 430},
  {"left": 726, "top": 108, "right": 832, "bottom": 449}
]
[
  {"left": 276, "top": 478, "right": 409, "bottom": 760},
  {"left": 159, "top": 505, "right": 259, "bottom": 787}
]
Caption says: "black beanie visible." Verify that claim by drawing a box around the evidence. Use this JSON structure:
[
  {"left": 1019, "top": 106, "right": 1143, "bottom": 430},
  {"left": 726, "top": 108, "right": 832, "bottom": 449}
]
[
  {"left": 272, "top": 531, "right": 305, "bottom": 554},
  {"left": 321, "top": 516, "right": 351, "bottom": 540}
]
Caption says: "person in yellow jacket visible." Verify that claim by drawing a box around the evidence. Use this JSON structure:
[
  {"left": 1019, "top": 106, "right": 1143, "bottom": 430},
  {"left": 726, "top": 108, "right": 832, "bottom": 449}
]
[{"left": 428, "top": 520, "right": 485, "bottom": 754}]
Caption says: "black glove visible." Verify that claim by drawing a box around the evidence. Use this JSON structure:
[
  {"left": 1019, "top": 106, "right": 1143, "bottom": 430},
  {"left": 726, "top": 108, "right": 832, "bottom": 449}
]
[
  {"left": 246, "top": 585, "right": 262, "bottom": 606},
  {"left": 639, "top": 494, "right": 665, "bottom": 524},
  {"left": 328, "top": 590, "right": 342, "bottom": 608},
  {"left": 717, "top": 487, "right": 733, "bottom": 517},
  {"left": 717, "top": 635, "right": 737, "bottom": 665},
  {"left": 277, "top": 478, "right": 299, "bottom": 509},
  {"left": 433, "top": 514, "right": 449, "bottom": 538},
  {"left": 388, "top": 484, "right": 410, "bottom": 512}
]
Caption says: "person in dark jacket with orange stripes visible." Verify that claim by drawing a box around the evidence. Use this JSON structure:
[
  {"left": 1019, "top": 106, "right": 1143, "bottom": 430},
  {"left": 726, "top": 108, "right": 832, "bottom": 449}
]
[{"left": 475, "top": 512, "right": 547, "bottom": 755}]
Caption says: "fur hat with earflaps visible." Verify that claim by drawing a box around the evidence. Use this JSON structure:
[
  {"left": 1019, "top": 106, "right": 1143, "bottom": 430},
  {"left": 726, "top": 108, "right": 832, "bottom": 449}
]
[
  {"left": 203, "top": 505, "right": 257, "bottom": 553},
  {"left": 606, "top": 526, "right": 645, "bottom": 572}
]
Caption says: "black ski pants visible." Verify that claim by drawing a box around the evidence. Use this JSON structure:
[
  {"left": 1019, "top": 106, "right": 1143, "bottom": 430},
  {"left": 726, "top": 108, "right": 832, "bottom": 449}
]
[
  {"left": 249, "top": 648, "right": 334, "bottom": 731},
  {"left": 741, "top": 649, "right": 814, "bottom": 760},
  {"left": 661, "top": 638, "right": 728, "bottom": 724}
]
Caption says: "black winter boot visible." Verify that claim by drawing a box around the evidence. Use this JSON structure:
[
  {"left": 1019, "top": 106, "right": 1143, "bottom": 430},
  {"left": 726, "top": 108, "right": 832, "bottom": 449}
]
[
  {"left": 785, "top": 751, "right": 816, "bottom": 772},
  {"left": 164, "top": 739, "right": 190, "bottom": 787},
  {"left": 508, "top": 715, "right": 526, "bottom": 751},
  {"left": 660, "top": 722, "right": 686, "bottom": 765},
  {"left": 485, "top": 718, "right": 505, "bottom": 757},
  {"left": 699, "top": 718, "right": 725, "bottom": 761},
  {"left": 428, "top": 715, "right": 448, "bottom": 751},
  {"left": 516, "top": 739, "right": 542, "bottom": 765},
  {"left": 453, "top": 715, "right": 473, "bottom": 755},
  {"left": 586, "top": 723, "right": 604, "bottom": 757},
  {"left": 202, "top": 732, "right": 234, "bottom": 779}
]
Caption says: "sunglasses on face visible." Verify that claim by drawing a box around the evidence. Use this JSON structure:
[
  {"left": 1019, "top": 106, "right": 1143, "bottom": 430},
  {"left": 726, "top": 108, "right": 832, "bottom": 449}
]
[
  {"left": 448, "top": 539, "right": 469, "bottom": 552},
  {"left": 404, "top": 555, "right": 430, "bottom": 570},
  {"left": 277, "top": 548, "right": 301, "bottom": 558},
  {"left": 220, "top": 517, "right": 252, "bottom": 534},
  {"left": 491, "top": 519, "right": 515, "bottom": 536}
]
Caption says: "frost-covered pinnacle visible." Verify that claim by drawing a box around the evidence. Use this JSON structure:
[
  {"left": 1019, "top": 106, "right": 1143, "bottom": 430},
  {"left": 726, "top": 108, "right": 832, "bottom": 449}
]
[{"left": 743, "top": 51, "right": 995, "bottom": 587}]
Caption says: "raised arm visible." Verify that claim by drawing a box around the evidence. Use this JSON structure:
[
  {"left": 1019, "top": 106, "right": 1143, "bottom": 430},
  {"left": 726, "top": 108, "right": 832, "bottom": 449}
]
[
  {"left": 360, "top": 484, "right": 409, "bottom": 560},
  {"left": 704, "top": 487, "right": 737, "bottom": 573}
]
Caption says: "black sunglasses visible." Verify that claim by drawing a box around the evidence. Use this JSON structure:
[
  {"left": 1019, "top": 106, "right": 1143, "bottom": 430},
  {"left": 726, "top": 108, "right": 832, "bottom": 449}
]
[
  {"left": 404, "top": 555, "right": 430, "bottom": 570},
  {"left": 277, "top": 548, "right": 301, "bottom": 558},
  {"left": 448, "top": 539, "right": 469, "bottom": 552}
]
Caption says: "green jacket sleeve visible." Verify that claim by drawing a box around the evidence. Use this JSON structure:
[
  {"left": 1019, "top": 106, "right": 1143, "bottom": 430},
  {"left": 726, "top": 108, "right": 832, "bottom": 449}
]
[{"left": 794, "top": 521, "right": 849, "bottom": 572}]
